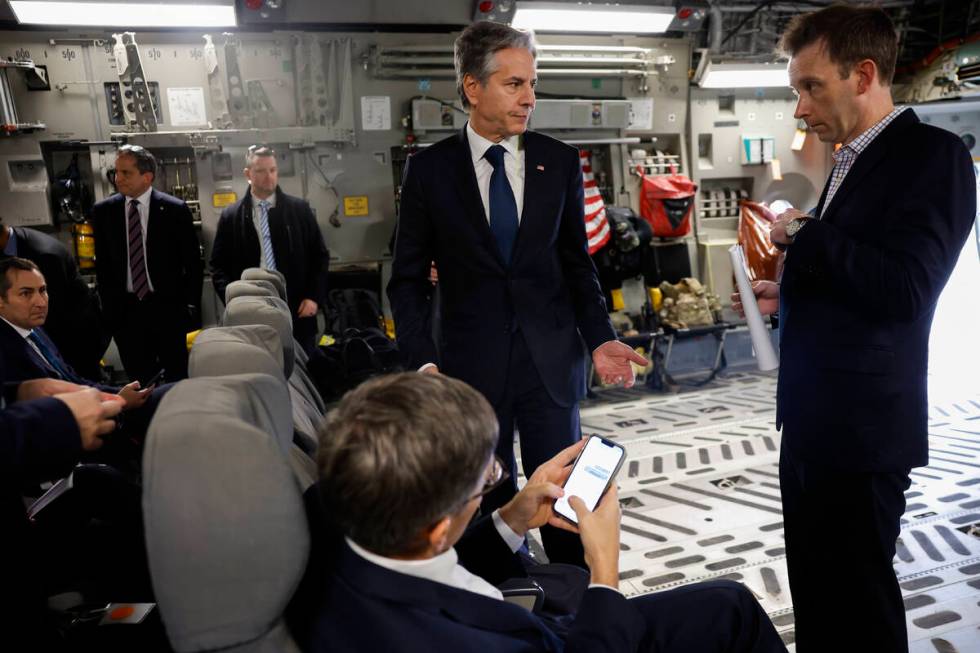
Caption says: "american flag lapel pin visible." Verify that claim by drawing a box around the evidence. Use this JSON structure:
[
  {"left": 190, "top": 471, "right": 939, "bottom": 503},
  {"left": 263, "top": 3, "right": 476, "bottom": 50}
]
[{"left": 536, "top": 164, "right": 545, "bottom": 171}]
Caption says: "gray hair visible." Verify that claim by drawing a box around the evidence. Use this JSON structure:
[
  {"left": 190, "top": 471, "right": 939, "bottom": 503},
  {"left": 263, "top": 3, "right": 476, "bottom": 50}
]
[
  {"left": 245, "top": 144, "right": 276, "bottom": 169},
  {"left": 454, "top": 21, "right": 537, "bottom": 109},
  {"left": 116, "top": 144, "right": 157, "bottom": 178},
  {"left": 316, "top": 372, "right": 498, "bottom": 557}
]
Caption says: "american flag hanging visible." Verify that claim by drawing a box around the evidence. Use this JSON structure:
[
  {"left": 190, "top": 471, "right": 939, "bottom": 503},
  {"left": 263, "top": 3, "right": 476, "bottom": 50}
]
[{"left": 580, "top": 150, "right": 610, "bottom": 255}]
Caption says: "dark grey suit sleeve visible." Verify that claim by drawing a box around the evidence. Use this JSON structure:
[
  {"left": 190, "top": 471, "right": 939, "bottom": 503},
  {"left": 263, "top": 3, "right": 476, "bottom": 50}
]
[
  {"left": 209, "top": 208, "right": 235, "bottom": 305},
  {"left": 789, "top": 134, "right": 976, "bottom": 322},
  {"left": 387, "top": 156, "right": 439, "bottom": 369},
  {"left": 1, "top": 396, "right": 80, "bottom": 485}
]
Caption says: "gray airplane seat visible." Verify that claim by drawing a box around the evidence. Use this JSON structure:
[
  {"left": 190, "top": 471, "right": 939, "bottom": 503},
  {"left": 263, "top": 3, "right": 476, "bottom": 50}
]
[
  {"left": 240, "top": 267, "right": 287, "bottom": 302},
  {"left": 224, "top": 295, "right": 327, "bottom": 419},
  {"left": 225, "top": 278, "right": 279, "bottom": 303},
  {"left": 143, "top": 374, "right": 309, "bottom": 653},
  {"left": 189, "top": 324, "right": 319, "bottom": 462},
  {"left": 240, "top": 268, "right": 312, "bottom": 368}
]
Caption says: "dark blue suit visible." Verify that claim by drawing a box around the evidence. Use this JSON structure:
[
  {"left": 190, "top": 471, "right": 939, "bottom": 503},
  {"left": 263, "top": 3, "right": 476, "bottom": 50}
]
[
  {"left": 388, "top": 128, "right": 615, "bottom": 563},
  {"left": 93, "top": 189, "right": 203, "bottom": 382},
  {"left": 0, "top": 348, "right": 80, "bottom": 644},
  {"left": 303, "top": 512, "right": 785, "bottom": 653},
  {"left": 0, "top": 320, "right": 168, "bottom": 449},
  {"left": 776, "top": 109, "right": 977, "bottom": 652}
]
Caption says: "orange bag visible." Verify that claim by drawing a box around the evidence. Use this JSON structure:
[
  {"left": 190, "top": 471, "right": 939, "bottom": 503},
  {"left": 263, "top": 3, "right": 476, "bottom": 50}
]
[
  {"left": 738, "top": 201, "right": 782, "bottom": 282},
  {"left": 637, "top": 166, "right": 696, "bottom": 238}
]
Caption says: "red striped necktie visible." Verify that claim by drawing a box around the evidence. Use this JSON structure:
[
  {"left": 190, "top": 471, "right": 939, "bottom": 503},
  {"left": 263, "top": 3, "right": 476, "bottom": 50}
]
[{"left": 128, "top": 199, "right": 149, "bottom": 300}]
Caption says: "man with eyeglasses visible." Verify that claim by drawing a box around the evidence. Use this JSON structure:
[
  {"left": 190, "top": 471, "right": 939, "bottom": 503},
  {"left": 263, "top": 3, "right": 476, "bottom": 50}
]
[
  {"left": 92, "top": 144, "right": 203, "bottom": 383},
  {"left": 301, "top": 372, "right": 785, "bottom": 653},
  {"left": 210, "top": 145, "right": 329, "bottom": 356}
]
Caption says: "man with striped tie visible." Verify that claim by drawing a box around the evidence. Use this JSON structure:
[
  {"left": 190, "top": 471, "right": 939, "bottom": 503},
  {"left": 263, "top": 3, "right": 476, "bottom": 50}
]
[
  {"left": 93, "top": 144, "right": 203, "bottom": 383},
  {"left": 209, "top": 145, "right": 330, "bottom": 356},
  {"left": 388, "top": 21, "right": 647, "bottom": 567}
]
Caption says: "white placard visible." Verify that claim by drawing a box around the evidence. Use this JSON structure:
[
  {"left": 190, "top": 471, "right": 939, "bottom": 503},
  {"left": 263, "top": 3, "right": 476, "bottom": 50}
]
[
  {"left": 361, "top": 96, "right": 391, "bottom": 131},
  {"left": 166, "top": 87, "right": 207, "bottom": 127},
  {"left": 729, "top": 245, "right": 779, "bottom": 371},
  {"left": 628, "top": 97, "right": 653, "bottom": 130}
]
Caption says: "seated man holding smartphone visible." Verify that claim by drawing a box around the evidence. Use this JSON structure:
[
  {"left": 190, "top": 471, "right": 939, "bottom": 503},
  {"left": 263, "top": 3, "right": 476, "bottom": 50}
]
[
  {"left": 0, "top": 257, "right": 170, "bottom": 457},
  {"left": 305, "top": 372, "right": 785, "bottom": 652}
]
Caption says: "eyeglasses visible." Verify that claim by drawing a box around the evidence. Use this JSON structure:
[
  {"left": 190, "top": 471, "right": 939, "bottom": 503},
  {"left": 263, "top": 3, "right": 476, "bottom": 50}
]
[
  {"left": 117, "top": 144, "right": 146, "bottom": 153},
  {"left": 248, "top": 144, "right": 275, "bottom": 156},
  {"left": 469, "top": 454, "right": 511, "bottom": 501}
]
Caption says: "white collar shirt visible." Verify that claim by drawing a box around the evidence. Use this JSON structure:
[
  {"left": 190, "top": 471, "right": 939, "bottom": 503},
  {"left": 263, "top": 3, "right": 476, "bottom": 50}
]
[
  {"left": 466, "top": 121, "right": 525, "bottom": 224},
  {"left": 820, "top": 106, "right": 908, "bottom": 217},
  {"left": 124, "top": 186, "right": 155, "bottom": 292}
]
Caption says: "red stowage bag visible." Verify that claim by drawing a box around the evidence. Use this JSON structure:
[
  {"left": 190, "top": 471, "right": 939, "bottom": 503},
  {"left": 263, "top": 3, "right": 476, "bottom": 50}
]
[{"left": 637, "top": 166, "right": 696, "bottom": 238}]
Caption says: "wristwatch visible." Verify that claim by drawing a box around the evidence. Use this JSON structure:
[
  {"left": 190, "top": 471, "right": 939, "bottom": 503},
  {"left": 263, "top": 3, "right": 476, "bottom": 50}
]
[{"left": 785, "top": 217, "right": 810, "bottom": 241}]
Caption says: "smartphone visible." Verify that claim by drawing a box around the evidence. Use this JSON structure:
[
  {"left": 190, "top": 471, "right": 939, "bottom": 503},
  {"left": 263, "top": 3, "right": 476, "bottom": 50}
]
[
  {"left": 554, "top": 435, "right": 627, "bottom": 525},
  {"left": 140, "top": 369, "right": 165, "bottom": 389}
]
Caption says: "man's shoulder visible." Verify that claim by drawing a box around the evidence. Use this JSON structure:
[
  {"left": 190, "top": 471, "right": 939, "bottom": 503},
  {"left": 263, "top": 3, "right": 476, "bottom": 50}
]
[
  {"left": 408, "top": 132, "right": 464, "bottom": 168},
  {"left": 151, "top": 189, "right": 188, "bottom": 209},
  {"left": 92, "top": 193, "right": 124, "bottom": 213},
  {"left": 14, "top": 227, "right": 68, "bottom": 256},
  {"left": 524, "top": 129, "right": 578, "bottom": 158}
]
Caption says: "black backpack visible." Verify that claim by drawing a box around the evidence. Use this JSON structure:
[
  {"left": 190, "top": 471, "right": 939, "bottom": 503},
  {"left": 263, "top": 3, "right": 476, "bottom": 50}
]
[
  {"left": 308, "top": 327, "right": 401, "bottom": 401},
  {"left": 326, "top": 288, "right": 383, "bottom": 335}
]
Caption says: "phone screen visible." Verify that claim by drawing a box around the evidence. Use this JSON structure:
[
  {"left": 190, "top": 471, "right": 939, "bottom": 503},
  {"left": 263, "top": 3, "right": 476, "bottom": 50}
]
[{"left": 554, "top": 435, "right": 626, "bottom": 524}]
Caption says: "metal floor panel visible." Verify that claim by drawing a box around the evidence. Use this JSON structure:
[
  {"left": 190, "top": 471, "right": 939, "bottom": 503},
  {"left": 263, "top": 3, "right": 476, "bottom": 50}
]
[{"left": 516, "top": 372, "right": 980, "bottom": 652}]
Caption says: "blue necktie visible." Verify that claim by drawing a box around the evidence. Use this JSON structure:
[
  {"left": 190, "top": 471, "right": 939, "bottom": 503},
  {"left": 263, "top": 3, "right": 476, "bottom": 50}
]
[
  {"left": 258, "top": 200, "right": 277, "bottom": 271},
  {"left": 484, "top": 144, "right": 519, "bottom": 265},
  {"left": 28, "top": 331, "right": 70, "bottom": 380}
]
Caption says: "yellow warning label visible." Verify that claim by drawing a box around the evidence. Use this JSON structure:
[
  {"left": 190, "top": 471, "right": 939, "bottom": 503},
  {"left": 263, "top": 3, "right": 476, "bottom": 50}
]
[
  {"left": 611, "top": 288, "right": 625, "bottom": 311},
  {"left": 344, "top": 196, "right": 369, "bottom": 216},
  {"left": 212, "top": 192, "right": 238, "bottom": 208}
]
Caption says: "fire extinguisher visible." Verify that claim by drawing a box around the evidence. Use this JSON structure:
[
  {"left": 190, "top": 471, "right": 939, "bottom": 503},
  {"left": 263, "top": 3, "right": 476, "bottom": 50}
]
[{"left": 73, "top": 220, "right": 95, "bottom": 270}]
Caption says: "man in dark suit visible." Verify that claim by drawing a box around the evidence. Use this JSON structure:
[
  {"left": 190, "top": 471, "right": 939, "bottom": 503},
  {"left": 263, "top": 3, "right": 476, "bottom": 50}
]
[
  {"left": 306, "top": 373, "right": 784, "bottom": 653},
  {"left": 209, "top": 145, "right": 330, "bottom": 356},
  {"left": 388, "top": 21, "right": 646, "bottom": 566},
  {"left": 0, "top": 257, "right": 166, "bottom": 451},
  {"left": 734, "top": 7, "right": 977, "bottom": 652},
  {"left": 92, "top": 144, "right": 203, "bottom": 383},
  {"left": 0, "top": 221, "right": 107, "bottom": 379}
]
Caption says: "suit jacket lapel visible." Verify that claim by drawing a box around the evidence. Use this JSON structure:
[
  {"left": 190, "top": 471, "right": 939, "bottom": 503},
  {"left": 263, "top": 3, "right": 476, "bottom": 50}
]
[
  {"left": 267, "top": 188, "right": 290, "bottom": 269},
  {"left": 512, "top": 131, "right": 547, "bottom": 263},
  {"left": 818, "top": 110, "right": 915, "bottom": 223},
  {"left": 453, "top": 128, "right": 507, "bottom": 269}
]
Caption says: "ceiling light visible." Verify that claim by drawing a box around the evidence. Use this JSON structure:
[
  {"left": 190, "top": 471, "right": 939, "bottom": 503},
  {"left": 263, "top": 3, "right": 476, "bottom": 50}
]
[
  {"left": 511, "top": 2, "right": 676, "bottom": 34},
  {"left": 698, "top": 61, "right": 790, "bottom": 89},
  {"left": 10, "top": 1, "right": 237, "bottom": 28}
]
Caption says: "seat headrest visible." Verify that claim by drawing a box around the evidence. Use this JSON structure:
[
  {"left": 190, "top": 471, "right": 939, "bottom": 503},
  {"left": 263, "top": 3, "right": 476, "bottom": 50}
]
[
  {"left": 241, "top": 268, "right": 287, "bottom": 302},
  {"left": 223, "top": 296, "right": 295, "bottom": 378},
  {"left": 190, "top": 325, "right": 286, "bottom": 378},
  {"left": 143, "top": 375, "right": 308, "bottom": 652},
  {"left": 225, "top": 279, "right": 279, "bottom": 303}
]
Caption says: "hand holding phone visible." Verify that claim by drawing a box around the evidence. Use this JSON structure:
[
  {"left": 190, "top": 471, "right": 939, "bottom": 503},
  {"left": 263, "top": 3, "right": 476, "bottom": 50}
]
[
  {"left": 141, "top": 369, "right": 165, "bottom": 389},
  {"left": 554, "top": 435, "right": 626, "bottom": 525}
]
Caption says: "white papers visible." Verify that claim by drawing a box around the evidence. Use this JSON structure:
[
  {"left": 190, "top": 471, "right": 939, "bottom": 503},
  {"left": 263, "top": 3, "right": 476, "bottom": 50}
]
[
  {"left": 27, "top": 472, "right": 73, "bottom": 520},
  {"left": 360, "top": 96, "right": 391, "bottom": 131},
  {"left": 628, "top": 97, "right": 653, "bottom": 130},
  {"left": 167, "top": 87, "right": 207, "bottom": 126},
  {"left": 729, "top": 244, "right": 779, "bottom": 371}
]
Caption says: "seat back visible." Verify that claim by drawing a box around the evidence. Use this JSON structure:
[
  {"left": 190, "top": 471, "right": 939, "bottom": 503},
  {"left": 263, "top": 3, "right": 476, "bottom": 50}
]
[
  {"left": 143, "top": 374, "right": 308, "bottom": 653},
  {"left": 225, "top": 279, "right": 279, "bottom": 304},
  {"left": 189, "top": 325, "right": 319, "bottom": 460},
  {"left": 241, "top": 267, "right": 287, "bottom": 302}
]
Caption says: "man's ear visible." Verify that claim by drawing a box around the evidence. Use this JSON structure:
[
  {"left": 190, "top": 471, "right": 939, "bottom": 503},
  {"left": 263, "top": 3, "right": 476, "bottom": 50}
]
[
  {"left": 854, "top": 59, "right": 878, "bottom": 94},
  {"left": 426, "top": 516, "right": 452, "bottom": 554},
  {"left": 462, "top": 73, "right": 481, "bottom": 108}
]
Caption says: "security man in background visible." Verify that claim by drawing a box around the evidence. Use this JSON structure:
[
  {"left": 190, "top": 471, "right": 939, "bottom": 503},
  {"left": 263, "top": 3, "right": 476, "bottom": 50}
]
[
  {"left": 92, "top": 144, "right": 203, "bottom": 383},
  {"left": 210, "top": 145, "right": 330, "bottom": 357}
]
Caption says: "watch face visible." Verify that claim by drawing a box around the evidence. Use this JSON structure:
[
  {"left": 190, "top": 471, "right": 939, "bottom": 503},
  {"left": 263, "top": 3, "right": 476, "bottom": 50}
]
[{"left": 786, "top": 219, "right": 802, "bottom": 237}]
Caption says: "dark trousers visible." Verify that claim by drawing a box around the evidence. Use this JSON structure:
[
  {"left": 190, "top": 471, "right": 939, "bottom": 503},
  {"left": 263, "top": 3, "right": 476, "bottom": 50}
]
[
  {"left": 114, "top": 293, "right": 189, "bottom": 383},
  {"left": 779, "top": 441, "right": 911, "bottom": 653},
  {"left": 630, "top": 580, "right": 786, "bottom": 653},
  {"left": 482, "top": 329, "right": 585, "bottom": 567}
]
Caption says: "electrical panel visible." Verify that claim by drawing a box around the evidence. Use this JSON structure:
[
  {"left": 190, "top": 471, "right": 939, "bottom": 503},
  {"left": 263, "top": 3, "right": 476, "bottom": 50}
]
[
  {"left": 530, "top": 100, "right": 632, "bottom": 130},
  {"left": 411, "top": 98, "right": 466, "bottom": 131},
  {"left": 0, "top": 156, "right": 51, "bottom": 226}
]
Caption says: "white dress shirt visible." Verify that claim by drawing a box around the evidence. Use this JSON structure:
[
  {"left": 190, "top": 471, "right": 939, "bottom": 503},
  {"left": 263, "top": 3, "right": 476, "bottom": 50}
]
[
  {"left": 346, "top": 509, "right": 621, "bottom": 600},
  {"left": 250, "top": 190, "right": 277, "bottom": 270},
  {"left": 124, "top": 186, "right": 155, "bottom": 293},
  {"left": 466, "top": 121, "right": 525, "bottom": 223}
]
